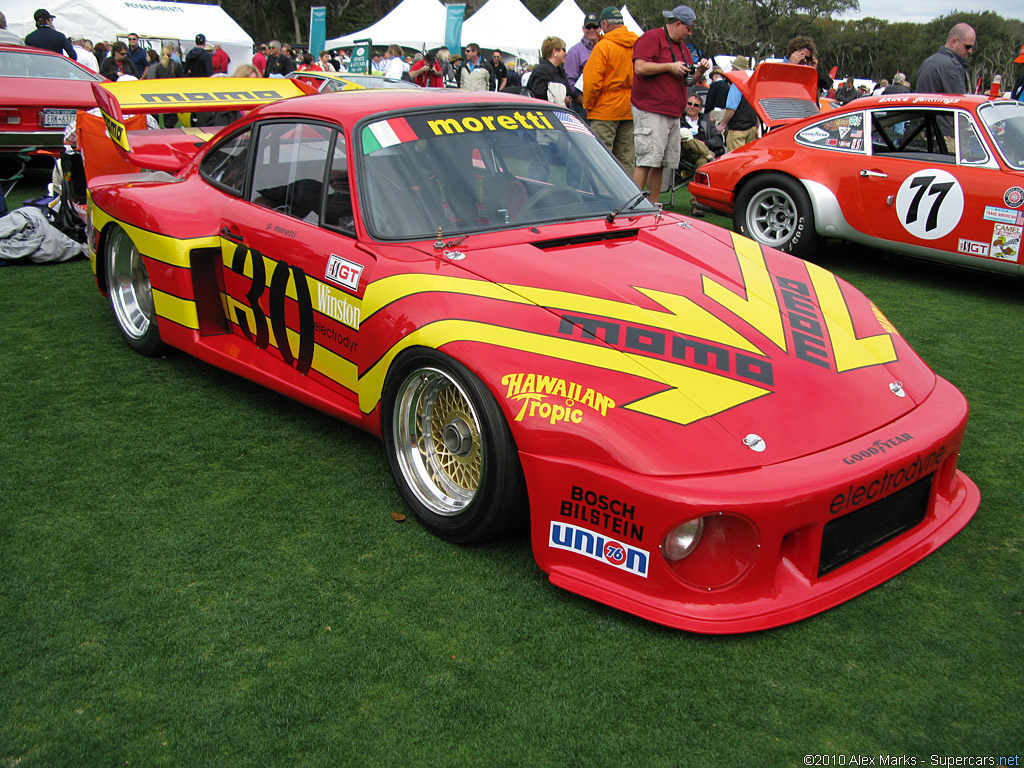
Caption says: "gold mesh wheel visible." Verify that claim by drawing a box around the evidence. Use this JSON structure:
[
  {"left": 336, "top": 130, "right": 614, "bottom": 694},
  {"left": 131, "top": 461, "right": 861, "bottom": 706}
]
[{"left": 395, "top": 367, "right": 482, "bottom": 516}]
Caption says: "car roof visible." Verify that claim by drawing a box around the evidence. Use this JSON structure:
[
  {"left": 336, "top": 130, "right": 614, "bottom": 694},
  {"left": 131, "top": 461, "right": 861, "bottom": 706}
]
[{"left": 254, "top": 88, "right": 540, "bottom": 123}]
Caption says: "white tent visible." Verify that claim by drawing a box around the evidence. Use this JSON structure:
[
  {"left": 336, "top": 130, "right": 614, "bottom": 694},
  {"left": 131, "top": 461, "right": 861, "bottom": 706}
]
[
  {"left": 6, "top": 0, "right": 254, "bottom": 73},
  {"left": 541, "top": 0, "right": 585, "bottom": 49},
  {"left": 326, "top": 0, "right": 447, "bottom": 52},
  {"left": 463, "top": 0, "right": 546, "bottom": 62},
  {"left": 620, "top": 5, "right": 644, "bottom": 36}
]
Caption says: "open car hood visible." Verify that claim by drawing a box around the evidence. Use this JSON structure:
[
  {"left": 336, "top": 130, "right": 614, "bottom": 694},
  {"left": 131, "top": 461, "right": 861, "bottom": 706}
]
[{"left": 724, "top": 62, "right": 821, "bottom": 129}]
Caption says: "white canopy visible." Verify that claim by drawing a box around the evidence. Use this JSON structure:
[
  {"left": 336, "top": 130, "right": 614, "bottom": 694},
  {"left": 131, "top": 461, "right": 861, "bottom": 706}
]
[
  {"left": 620, "top": 5, "right": 644, "bottom": 36},
  {"left": 326, "top": 0, "right": 447, "bottom": 52},
  {"left": 463, "top": 0, "right": 546, "bottom": 62},
  {"left": 541, "top": 0, "right": 585, "bottom": 50},
  {"left": 6, "top": 0, "right": 254, "bottom": 73}
]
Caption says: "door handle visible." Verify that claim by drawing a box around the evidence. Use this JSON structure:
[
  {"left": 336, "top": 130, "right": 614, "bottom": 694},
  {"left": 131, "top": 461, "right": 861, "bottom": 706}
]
[
  {"left": 859, "top": 169, "right": 888, "bottom": 178},
  {"left": 220, "top": 226, "right": 244, "bottom": 243}
]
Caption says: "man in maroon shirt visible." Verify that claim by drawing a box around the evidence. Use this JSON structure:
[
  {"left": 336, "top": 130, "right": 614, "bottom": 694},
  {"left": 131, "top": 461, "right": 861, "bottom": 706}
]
[{"left": 631, "top": 5, "right": 709, "bottom": 201}]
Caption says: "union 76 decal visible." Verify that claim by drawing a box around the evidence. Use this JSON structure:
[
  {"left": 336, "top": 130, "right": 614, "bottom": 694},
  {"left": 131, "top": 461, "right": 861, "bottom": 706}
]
[{"left": 895, "top": 169, "right": 964, "bottom": 240}]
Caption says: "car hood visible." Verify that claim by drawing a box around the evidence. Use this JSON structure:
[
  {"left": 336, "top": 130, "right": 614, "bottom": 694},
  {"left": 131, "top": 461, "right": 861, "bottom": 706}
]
[
  {"left": 418, "top": 218, "right": 935, "bottom": 471},
  {"left": 724, "top": 62, "right": 821, "bottom": 129}
]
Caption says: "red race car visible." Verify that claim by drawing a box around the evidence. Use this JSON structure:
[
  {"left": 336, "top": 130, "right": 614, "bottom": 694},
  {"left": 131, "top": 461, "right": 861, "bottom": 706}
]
[
  {"left": 85, "top": 82, "right": 979, "bottom": 633},
  {"left": 690, "top": 63, "right": 1024, "bottom": 274},
  {"left": 0, "top": 44, "right": 103, "bottom": 154}
]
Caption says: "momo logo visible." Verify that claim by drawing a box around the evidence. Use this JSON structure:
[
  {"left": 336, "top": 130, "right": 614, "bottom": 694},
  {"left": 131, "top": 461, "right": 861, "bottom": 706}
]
[{"left": 549, "top": 521, "right": 649, "bottom": 577}]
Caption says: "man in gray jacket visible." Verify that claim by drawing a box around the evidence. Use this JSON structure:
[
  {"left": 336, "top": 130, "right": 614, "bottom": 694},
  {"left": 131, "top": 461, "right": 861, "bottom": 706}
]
[{"left": 917, "top": 22, "right": 975, "bottom": 95}]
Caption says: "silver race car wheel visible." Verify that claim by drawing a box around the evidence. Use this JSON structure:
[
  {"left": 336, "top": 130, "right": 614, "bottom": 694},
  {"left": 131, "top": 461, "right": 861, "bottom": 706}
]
[
  {"left": 105, "top": 224, "right": 164, "bottom": 356},
  {"left": 382, "top": 350, "right": 527, "bottom": 544},
  {"left": 734, "top": 173, "right": 821, "bottom": 259}
]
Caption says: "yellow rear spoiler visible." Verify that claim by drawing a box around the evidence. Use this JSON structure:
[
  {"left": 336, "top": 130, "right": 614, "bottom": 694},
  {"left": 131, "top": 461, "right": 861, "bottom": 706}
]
[{"left": 91, "top": 77, "right": 317, "bottom": 156}]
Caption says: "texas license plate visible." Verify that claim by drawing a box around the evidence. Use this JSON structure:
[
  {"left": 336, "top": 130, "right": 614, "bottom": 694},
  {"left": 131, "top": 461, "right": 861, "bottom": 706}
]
[{"left": 42, "top": 109, "right": 76, "bottom": 128}]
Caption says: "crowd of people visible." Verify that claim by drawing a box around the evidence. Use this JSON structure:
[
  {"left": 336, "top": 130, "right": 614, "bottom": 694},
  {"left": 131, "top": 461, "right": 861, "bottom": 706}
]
[{"left": 5, "top": 3, "right": 1024, "bottom": 213}]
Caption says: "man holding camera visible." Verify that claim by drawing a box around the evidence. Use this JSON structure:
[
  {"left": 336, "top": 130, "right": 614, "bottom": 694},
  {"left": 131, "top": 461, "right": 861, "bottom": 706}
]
[{"left": 630, "top": 4, "right": 709, "bottom": 201}]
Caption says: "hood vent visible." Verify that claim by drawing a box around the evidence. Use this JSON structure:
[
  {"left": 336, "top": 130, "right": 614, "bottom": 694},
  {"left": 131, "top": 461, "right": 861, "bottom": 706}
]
[{"left": 531, "top": 229, "right": 639, "bottom": 250}]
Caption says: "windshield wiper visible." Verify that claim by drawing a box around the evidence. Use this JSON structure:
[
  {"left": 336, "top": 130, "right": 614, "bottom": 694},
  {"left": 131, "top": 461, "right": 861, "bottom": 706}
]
[{"left": 606, "top": 191, "right": 648, "bottom": 223}]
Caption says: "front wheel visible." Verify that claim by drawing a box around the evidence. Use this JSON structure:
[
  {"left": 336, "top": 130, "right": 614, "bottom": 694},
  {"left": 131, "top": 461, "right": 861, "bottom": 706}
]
[
  {"left": 105, "top": 224, "right": 165, "bottom": 356},
  {"left": 734, "top": 173, "right": 820, "bottom": 259},
  {"left": 382, "top": 350, "right": 527, "bottom": 544}
]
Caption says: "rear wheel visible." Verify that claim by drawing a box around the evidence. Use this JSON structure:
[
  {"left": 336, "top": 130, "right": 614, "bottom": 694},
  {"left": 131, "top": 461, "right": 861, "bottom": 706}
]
[
  {"left": 382, "top": 349, "right": 527, "bottom": 544},
  {"left": 734, "top": 173, "right": 820, "bottom": 259},
  {"left": 105, "top": 224, "right": 164, "bottom": 356}
]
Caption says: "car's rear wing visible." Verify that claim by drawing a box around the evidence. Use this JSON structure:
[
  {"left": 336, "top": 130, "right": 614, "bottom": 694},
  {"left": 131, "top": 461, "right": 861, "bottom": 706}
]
[
  {"left": 724, "top": 62, "right": 821, "bottom": 129},
  {"left": 89, "top": 77, "right": 316, "bottom": 172}
]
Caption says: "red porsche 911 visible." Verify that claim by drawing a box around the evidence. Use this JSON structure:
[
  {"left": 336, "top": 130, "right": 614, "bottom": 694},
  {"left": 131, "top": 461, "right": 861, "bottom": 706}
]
[
  {"left": 690, "top": 62, "right": 1024, "bottom": 274},
  {"left": 82, "top": 79, "right": 979, "bottom": 633}
]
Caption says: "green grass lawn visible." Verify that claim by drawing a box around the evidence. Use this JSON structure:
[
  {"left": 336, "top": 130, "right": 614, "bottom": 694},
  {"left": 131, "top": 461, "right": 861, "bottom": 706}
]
[{"left": 1, "top": 172, "right": 1021, "bottom": 766}]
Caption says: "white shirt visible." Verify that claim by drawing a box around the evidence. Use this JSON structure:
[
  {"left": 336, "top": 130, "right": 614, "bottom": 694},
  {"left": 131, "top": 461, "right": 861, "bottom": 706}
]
[{"left": 74, "top": 46, "right": 99, "bottom": 73}]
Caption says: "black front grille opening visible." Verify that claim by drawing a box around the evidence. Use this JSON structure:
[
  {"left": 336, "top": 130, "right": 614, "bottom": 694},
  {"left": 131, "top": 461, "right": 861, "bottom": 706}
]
[{"left": 818, "top": 474, "right": 934, "bottom": 577}]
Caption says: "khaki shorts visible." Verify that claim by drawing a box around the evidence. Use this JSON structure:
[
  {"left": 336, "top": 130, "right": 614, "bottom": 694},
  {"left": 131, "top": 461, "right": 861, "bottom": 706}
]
[{"left": 631, "top": 107, "right": 680, "bottom": 169}]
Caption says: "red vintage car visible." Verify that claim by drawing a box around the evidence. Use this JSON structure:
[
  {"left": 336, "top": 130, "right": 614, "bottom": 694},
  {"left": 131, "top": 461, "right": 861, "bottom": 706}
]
[
  {"left": 0, "top": 44, "right": 103, "bottom": 154},
  {"left": 690, "top": 63, "right": 1024, "bottom": 274},
  {"left": 85, "top": 82, "right": 979, "bottom": 633}
]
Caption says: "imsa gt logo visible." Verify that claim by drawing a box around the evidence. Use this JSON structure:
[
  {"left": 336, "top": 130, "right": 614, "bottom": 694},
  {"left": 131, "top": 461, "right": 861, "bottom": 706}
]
[{"left": 549, "top": 521, "right": 649, "bottom": 577}]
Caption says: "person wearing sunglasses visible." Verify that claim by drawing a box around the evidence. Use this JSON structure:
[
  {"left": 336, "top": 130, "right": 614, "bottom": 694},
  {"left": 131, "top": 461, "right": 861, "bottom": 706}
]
[
  {"left": 917, "top": 21, "right": 975, "bottom": 97},
  {"left": 917, "top": 21, "right": 976, "bottom": 151},
  {"left": 565, "top": 12, "right": 602, "bottom": 119}
]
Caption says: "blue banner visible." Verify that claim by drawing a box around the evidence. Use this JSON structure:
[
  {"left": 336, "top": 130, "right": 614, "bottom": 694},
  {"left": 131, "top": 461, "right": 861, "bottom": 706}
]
[
  {"left": 309, "top": 6, "right": 326, "bottom": 57},
  {"left": 445, "top": 4, "right": 465, "bottom": 55}
]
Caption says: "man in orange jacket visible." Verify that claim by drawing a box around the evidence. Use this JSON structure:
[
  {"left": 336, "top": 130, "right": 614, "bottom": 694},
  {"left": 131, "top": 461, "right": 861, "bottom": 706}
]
[{"left": 583, "top": 7, "right": 639, "bottom": 175}]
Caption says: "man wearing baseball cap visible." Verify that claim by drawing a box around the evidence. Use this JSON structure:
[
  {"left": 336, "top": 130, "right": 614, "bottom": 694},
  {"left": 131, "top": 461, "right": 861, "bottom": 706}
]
[
  {"left": 630, "top": 5, "right": 709, "bottom": 201},
  {"left": 583, "top": 6, "right": 639, "bottom": 175},
  {"left": 184, "top": 33, "right": 213, "bottom": 77},
  {"left": 564, "top": 12, "right": 601, "bottom": 118},
  {"left": 24, "top": 9, "right": 76, "bottom": 59}
]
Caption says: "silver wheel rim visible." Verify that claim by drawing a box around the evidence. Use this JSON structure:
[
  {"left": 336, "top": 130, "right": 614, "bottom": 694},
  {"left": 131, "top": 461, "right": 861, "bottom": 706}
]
[
  {"left": 393, "top": 367, "right": 482, "bottom": 516},
  {"left": 107, "top": 227, "right": 154, "bottom": 340},
  {"left": 746, "top": 187, "right": 797, "bottom": 248}
]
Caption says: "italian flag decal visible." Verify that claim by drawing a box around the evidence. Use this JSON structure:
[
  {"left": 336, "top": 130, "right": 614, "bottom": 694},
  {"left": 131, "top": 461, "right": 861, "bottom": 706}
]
[{"left": 362, "top": 117, "right": 418, "bottom": 154}]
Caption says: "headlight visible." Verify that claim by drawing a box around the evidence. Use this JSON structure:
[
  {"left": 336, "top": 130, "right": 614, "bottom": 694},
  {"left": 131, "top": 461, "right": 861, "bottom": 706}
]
[
  {"left": 662, "top": 512, "right": 760, "bottom": 590},
  {"left": 663, "top": 518, "right": 704, "bottom": 561}
]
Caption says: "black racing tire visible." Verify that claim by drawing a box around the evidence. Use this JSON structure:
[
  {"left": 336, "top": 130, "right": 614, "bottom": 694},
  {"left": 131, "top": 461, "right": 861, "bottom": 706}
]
[
  {"left": 381, "top": 349, "right": 528, "bottom": 544},
  {"left": 104, "top": 224, "right": 165, "bottom": 356},
  {"left": 734, "top": 173, "right": 821, "bottom": 259}
]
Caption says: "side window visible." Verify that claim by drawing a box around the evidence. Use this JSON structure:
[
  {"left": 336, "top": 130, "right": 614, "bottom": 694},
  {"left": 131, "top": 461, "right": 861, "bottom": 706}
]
[
  {"left": 200, "top": 128, "right": 252, "bottom": 196},
  {"left": 250, "top": 122, "right": 334, "bottom": 224},
  {"left": 323, "top": 132, "right": 354, "bottom": 235},
  {"left": 872, "top": 110, "right": 955, "bottom": 159},
  {"left": 957, "top": 112, "right": 989, "bottom": 165}
]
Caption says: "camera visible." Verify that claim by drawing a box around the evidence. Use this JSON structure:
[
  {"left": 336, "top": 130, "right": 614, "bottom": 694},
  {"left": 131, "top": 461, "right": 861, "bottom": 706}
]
[{"left": 684, "top": 71, "right": 695, "bottom": 87}]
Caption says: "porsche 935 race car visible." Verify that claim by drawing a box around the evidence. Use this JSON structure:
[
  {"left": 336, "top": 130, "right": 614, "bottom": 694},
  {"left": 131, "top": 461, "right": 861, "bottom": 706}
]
[
  {"left": 84, "top": 81, "right": 979, "bottom": 633},
  {"left": 689, "top": 62, "right": 1024, "bottom": 273}
]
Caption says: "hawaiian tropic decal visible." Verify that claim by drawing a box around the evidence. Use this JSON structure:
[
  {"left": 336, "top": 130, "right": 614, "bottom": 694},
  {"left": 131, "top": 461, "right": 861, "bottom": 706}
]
[{"left": 356, "top": 232, "right": 899, "bottom": 424}]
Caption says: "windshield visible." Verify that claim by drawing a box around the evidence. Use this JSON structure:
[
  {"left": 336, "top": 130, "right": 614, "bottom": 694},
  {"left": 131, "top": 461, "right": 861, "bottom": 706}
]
[
  {"left": 0, "top": 49, "right": 100, "bottom": 81},
  {"left": 357, "top": 106, "right": 656, "bottom": 239},
  {"left": 977, "top": 100, "right": 1024, "bottom": 170}
]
